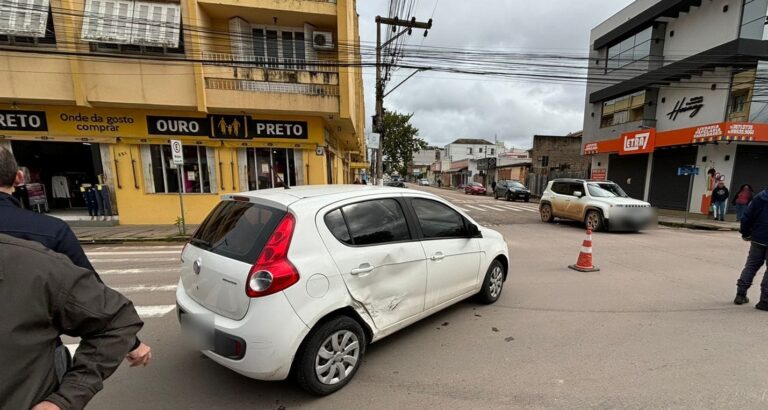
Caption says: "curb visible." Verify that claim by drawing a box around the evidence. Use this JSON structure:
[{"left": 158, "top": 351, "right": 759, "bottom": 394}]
[{"left": 657, "top": 221, "right": 739, "bottom": 231}]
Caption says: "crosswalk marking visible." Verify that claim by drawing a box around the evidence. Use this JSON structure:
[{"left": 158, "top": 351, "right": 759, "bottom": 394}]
[
  {"left": 86, "top": 251, "right": 181, "bottom": 256},
  {"left": 113, "top": 285, "right": 178, "bottom": 294},
  {"left": 476, "top": 204, "right": 508, "bottom": 212},
  {"left": 100, "top": 267, "right": 181, "bottom": 275},
  {"left": 136, "top": 305, "right": 176, "bottom": 318},
  {"left": 496, "top": 204, "right": 523, "bottom": 212},
  {"left": 464, "top": 205, "right": 487, "bottom": 211},
  {"left": 91, "top": 258, "right": 179, "bottom": 264}
]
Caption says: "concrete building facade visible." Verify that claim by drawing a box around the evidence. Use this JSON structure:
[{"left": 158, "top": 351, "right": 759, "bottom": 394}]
[
  {"left": 584, "top": 0, "right": 768, "bottom": 216},
  {"left": 0, "top": 0, "right": 365, "bottom": 224}
]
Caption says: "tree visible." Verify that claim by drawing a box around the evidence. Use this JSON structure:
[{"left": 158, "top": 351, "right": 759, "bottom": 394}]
[{"left": 382, "top": 111, "right": 427, "bottom": 177}]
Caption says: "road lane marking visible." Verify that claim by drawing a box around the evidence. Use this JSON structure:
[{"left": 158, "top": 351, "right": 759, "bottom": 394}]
[
  {"left": 464, "top": 205, "right": 487, "bottom": 212},
  {"left": 477, "top": 204, "right": 508, "bottom": 211},
  {"left": 496, "top": 205, "right": 523, "bottom": 212},
  {"left": 100, "top": 267, "right": 181, "bottom": 275},
  {"left": 91, "top": 258, "right": 179, "bottom": 264},
  {"left": 136, "top": 305, "right": 176, "bottom": 318},
  {"left": 113, "top": 285, "right": 178, "bottom": 294},
  {"left": 86, "top": 251, "right": 181, "bottom": 256}
]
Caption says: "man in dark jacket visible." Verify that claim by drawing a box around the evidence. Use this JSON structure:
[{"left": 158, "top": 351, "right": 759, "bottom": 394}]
[
  {"left": 0, "top": 147, "right": 151, "bottom": 366},
  {"left": 0, "top": 234, "right": 143, "bottom": 410},
  {"left": 711, "top": 180, "right": 730, "bottom": 221},
  {"left": 734, "top": 188, "right": 768, "bottom": 310}
]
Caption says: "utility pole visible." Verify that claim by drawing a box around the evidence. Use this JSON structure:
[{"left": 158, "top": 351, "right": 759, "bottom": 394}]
[{"left": 374, "top": 15, "right": 432, "bottom": 185}]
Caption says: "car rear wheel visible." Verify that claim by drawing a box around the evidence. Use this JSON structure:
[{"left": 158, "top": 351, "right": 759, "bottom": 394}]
[
  {"left": 295, "top": 316, "right": 366, "bottom": 396},
  {"left": 585, "top": 210, "right": 605, "bottom": 232},
  {"left": 540, "top": 204, "right": 554, "bottom": 222},
  {"left": 477, "top": 260, "right": 505, "bottom": 304}
]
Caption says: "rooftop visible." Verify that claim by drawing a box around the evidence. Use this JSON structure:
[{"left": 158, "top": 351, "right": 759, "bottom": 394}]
[{"left": 449, "top": 138, "right": 495, "bottom": 145}]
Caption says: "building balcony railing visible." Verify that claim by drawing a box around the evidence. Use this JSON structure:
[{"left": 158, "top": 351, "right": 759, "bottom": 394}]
[
  {"left": 205, "top": 78, "right": 339, "bottom": 96},
  {"left": 203, "top": 53, "right": 339, "bottom": 74}
]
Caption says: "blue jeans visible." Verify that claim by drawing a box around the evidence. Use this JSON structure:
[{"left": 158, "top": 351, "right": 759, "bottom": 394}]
[
  {"left": 737, "top": 242, "right": 768, "bottom": 299},
  {"left": 736, "top": 204, "right": 748, "bottom": 221},
  {"left": 713, "top": 200, "right": 726, "bottom": 221}
]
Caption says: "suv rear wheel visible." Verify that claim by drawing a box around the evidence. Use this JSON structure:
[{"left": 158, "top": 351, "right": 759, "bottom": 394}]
[
  {"left": 295, "top": 316, "right": 366, "bottom": 395},
  {"left": 585, "top": 210, "right": 605, "bottom": 232},
  {"left": 540, "top": 203, "right": 554, "bottom": 223}
]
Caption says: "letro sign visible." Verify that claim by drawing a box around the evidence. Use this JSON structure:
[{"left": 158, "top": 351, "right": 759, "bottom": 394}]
[
  {"left": 0, "top": 110, "right": 48, "bottom": 132},
  {"left": 620, "top": 129, "right": 655, "bottom": 155}
]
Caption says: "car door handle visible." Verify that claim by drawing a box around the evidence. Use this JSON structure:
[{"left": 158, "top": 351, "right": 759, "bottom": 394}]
[
  {"left": 430, "top": 252, "right": 445, "bottom": 261},
  {"left": 351, "top": 264, "right": 374, "bottom": 275}
]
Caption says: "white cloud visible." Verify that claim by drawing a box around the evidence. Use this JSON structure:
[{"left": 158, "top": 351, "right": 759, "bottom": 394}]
[{"left": 356, "top": 0, "right": 633, "bottom": 149}]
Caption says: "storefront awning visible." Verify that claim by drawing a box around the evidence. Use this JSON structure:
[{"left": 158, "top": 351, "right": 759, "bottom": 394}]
[
  {"left": 583, "top": 122, "right": 768, "bottom": 155},
  {"left": 446, "top": 167, "right": 468, "bottom": 173},
  {"left": 0, "top": 135, "right": 118, "bottom": 144}
]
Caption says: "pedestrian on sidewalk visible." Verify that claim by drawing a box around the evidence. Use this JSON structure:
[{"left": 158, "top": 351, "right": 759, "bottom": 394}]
[
  {"left": 734, "top": 188, "right": 768, "bottom": 310},
  {"left": 732, "top": 184, "right": 754, "bottom": 222},
  {"left": 711, "top": 181, "right": 730, "bottom": 221},
  {"left": 0, "top": 147, "right": 152, "bottom": 368},
  {"left": 0, "top": 234, "right": 143, "bottom": 410}
]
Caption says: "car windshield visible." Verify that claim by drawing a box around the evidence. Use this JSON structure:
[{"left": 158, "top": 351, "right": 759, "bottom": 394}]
[
  {"left": 469, "top": 182, "right": 483, "bottom": 187},
  {"left": 587, "top": 183, "right": 628, "bottom": 198},
  {"left": 509, "top": 182, "right": 525, "bottom": 189}
]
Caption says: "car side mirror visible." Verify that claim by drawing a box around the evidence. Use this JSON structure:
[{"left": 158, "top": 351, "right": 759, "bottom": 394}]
[
  {"left": 574, "top": 191, "right": 583, "bottom": 198},
  {"left": 467, "top": 223, "right": 482, "bottom": 238}
]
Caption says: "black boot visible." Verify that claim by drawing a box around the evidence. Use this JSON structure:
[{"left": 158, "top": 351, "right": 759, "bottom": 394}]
[
  {"left": 756, "top": 301, "right": 768, "bottom": 311},
  {"left": 734, "top": 294, "right": 750, "bottom": 305}
]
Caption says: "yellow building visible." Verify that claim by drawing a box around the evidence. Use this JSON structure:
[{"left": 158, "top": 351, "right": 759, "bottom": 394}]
[{"left": 0, "top": 0, "right": 366, "bottom": 225}]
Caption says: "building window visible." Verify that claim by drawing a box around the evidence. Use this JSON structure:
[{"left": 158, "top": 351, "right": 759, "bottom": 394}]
[
  {"left": 740, "top": 0, "right": 768, "bottom": 40},
  {"left": 478, "top": 148, "right": 483, "bottom": 154},
  {"left": 148, "top": 145, "right": 212, "bottom": 193},
  {"left": 0, "top": 2, "right": 56, "bottom": 46},
  {"left": 468, "top": 148, "right": 473, "bottom": 155},
  {"left": 541, "top": 156, "right": 549, "bottom": 167},
  {"left": 606, "top": 26, "right": 652, "bottom": 71},
  {"left": 245, "top": 148, "right": 296, "bottom": 190},
  {"left": 730, "top": 90, "right": 748, "bottom": 114},
  {"left": 252, "top": 28, "right": 306, "bottom": 68},
  {"left": 490, "top": 148, "right": 495, "bottom": 155},
  {"left": 81, "top": 0, "right": 183, "bottom": 54},
  {"left": 601, "top": 91, "right": 645, "bottom": 128}
]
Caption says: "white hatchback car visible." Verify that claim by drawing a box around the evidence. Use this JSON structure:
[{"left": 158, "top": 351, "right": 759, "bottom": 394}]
[{"left": 176, "top": 185, "right": 509, "bottom": 395}]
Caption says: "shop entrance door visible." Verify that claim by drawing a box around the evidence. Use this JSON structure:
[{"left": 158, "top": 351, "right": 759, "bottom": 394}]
[
  {"left": 608, "top": 153, "right": 649, "bottom": 200},
  {"left": 244, "top": 148, "right": 296, "bottom": 189},
  {"left": 731, "top": 145, "right": 768, "bottom": 197},
  {"left": 648, "top": 146, "right": 698, "bottom": 210},
  {"left": 11, "top": 141, "right": 103, "bottom": 211}
]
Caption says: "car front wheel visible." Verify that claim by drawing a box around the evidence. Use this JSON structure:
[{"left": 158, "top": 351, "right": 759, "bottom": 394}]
[
  {"left": 477, "top": 259, "right": 505, "bottom": 304},
  {"left": 540, "top": 204, "right": 554, "bottom": 222},
  {"left": 585, "top": 210, "right": 605, "bottom": 232},
  {"left": 295, "top": 316, "right": 366, "bottom": 396}
]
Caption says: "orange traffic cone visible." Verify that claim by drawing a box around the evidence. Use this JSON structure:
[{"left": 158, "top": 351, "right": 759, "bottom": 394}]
[{"left": 569, "top": 229, "right": 600, "bottom": 272}]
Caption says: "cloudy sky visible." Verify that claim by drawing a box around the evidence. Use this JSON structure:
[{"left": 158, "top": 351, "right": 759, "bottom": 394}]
[{"left": 357, "top": 1, "right": 634, "bottom": 150}]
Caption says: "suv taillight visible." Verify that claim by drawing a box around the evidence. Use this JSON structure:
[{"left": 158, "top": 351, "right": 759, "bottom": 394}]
[{"left": 245, "top": 213, "right": 298, "bottom": 298}]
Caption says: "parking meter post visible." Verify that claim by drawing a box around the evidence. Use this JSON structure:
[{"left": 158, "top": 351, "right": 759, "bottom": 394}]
[
  {"left": 684, "top": 170, "right": 694, "bottom": 225},
  {"left": 177, "top": 170, "right": 186, "bottom": 235}
]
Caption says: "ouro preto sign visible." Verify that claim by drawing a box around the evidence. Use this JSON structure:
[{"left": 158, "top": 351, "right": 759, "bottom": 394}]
[
  {"left": 0, "top": 110, "right": 48, "bottom": 131},
  {"left": 147, "top": 116, "right": 210, "bottom": 137},
  {"left": 249, "top": 119, "right": 308, "bottom": 139}
]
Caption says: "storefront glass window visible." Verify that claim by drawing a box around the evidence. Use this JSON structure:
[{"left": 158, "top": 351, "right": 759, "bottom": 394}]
[
  {"left": 740, "top": 0, "right": 768, "bottom": 39},
  {"left": 245, "top": 148, "right": 296, "bottom": 190},
  {"left": 149, "top": 145, "right": 211, "bottom": 193},
  {"left": 600, "top": 91, "right": 645, "bottom": 128},
  {"left": 606, "top": 26, "right": 652, "bottom": 72}
]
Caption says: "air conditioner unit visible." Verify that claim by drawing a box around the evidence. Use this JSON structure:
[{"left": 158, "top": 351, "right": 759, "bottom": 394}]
[{"left": 313, "top": 31, "right": 334, "bottom": 50}]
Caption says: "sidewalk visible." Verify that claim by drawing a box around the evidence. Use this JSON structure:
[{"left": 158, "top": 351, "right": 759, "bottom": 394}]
[
  {"left": 74, "top": 224, "right": 196, "bottom": 244},
  {"left": 657, "top": 215, "right": 740, "bottom": 231}
]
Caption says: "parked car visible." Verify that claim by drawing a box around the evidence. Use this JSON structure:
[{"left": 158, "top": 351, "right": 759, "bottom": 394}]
[
  {"left": 539, "top": 179, "right": 654, "bottom": 232},
  {"left": 385, "top": 178, "right": 405, "bottom": 188},
  {"left": 177, "top": 186, "right": 509, "bottom": 395},
  {"left": 418, "top": 178, "right": 431, "bottom": 186},
  {"left": 494, "top": 180, "right": 530, "bottom": 202},
  {"left": 464, "top": 182, "right": 487, "bottom": 195}
]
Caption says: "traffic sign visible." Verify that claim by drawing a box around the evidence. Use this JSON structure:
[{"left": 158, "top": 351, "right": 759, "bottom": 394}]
[
  {"left": 170, "top": 140, "right": 183, "bottom": 165},
  {"left": 677, "top": 166, "right": 699, "bottom": 176}
]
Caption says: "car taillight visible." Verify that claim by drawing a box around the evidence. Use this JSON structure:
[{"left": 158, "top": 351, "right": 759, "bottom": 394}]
[{"left": 245, "top": 213, "right": 298, "bottom": 298}]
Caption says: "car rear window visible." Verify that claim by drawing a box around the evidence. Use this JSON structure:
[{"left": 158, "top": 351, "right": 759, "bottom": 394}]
[
  {"left": 333, "top": 199, "right": 411, "bottom": 246},
  {"left": 191, "top": 200, "right": 286, "bottom": 264}
]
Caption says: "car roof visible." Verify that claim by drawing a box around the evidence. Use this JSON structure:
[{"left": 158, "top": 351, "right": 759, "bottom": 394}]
[
  {"left": 550, "top": 179, "right": 617, "bottom": 184},
  {"left": 224, "top": 185, "right": 415, "bottom": 208}
]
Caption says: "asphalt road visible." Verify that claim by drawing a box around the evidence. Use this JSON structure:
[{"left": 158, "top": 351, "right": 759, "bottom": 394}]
[
  {"left": 80, "top": 189, "right": 768, "bottom": 409},
  {"left": 410, "top": 185, "right": 541, "bottom": 226}
]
